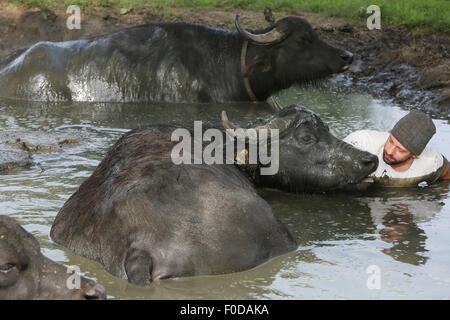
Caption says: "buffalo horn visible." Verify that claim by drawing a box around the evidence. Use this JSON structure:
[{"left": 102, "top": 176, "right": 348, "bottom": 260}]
[
  {"left": 221, "top": 111, "right": 278, "bottom": 143},
  {"left": 268, "top": 96, "right": 283, "bottom": 111},
  {"left": 221, "top": 110, "right": 236, "bottom": 130},
  {"left": 235, "top": 14, "right": 284, "bottom": 45}
]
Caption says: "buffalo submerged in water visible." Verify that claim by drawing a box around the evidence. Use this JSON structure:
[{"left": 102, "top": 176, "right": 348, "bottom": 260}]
[
  {"left": 0, "top": 215, "right": 106, "bottom": 300},
  {"left": 0, "top": 12, "right": 353, "bottom": 102},
  {"left": 50, "top": 104, "right": 378, "bottom": 285}
]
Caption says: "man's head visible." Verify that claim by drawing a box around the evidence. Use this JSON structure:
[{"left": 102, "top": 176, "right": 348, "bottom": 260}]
[{"left": 383, "top": 110, "right": 436, "bottom": 165}]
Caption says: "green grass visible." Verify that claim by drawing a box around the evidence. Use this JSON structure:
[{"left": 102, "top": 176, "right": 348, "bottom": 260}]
[{"left": 6, "top": 0, "right": 450, "bottom": 32}]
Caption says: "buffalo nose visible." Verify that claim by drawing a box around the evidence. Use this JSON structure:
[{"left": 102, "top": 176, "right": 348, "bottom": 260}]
[
  {"left": 341, "top": 51, "right": 353, "bottom": 65},
  {"left": 84, "top": 282, "right": 107, "bottom": 300},
  {"left": 362, "top": 153, "right": 379, "bottom": 171}
]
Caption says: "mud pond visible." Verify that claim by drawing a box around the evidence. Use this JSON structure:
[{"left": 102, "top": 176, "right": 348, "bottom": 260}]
[{"left": 1, "top": 82, "right": 449, "bottom": 299}]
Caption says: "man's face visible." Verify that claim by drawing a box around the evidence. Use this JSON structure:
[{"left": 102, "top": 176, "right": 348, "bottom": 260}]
[{"left": 383, "top": 134, "right": 415, "bottom": 165}]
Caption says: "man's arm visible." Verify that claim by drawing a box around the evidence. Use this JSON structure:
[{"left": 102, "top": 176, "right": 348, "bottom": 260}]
[{"left": 440, "top": 156, "right": 450, "bottom": 180}]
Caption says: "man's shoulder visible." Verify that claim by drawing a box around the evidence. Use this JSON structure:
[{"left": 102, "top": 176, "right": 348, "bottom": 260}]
[
  {"left": 415, "top": 147, "right": 444, "bottom": 169},
  {"left": 343, "top": 129, "right": 388, "bottom": 153},
  {"left": 345, "top": 129, "right": 388, "bottom": 139}
]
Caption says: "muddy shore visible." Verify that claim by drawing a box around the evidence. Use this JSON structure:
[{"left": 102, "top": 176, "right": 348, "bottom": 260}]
[{"left": 0, "top": 2, "right": 448, "bottom": 118}]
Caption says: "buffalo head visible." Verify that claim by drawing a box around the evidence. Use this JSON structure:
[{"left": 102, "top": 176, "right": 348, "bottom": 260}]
[
  {"left": 0, "top": 215, "right": 106, "bottom": 300},
  {"left": 222, "top": 103, "right": 378, "bottom": 192},
  {"left": 236, "top": 14, "right": 353, "bottom": 99}
]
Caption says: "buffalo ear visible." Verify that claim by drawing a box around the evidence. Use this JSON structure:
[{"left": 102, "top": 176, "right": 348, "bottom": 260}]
[{"left": 243, "top": 57, "right": 272, "bottom": 77}]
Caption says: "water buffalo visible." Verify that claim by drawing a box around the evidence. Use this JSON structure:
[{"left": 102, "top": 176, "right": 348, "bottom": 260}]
[
  {"left": 50, "top": 105, "right": 377, "bottom": 285},
  {"left": 0, "top": 12, "right": 352, "bottom": 102},
  {"left": 0, "top": 215, "right": 106, "bottom": 299}
]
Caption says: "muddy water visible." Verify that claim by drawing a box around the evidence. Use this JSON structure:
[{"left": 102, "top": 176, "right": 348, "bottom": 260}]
[{"left": 0, "top": 83, "right": 449, "bottom": 299}]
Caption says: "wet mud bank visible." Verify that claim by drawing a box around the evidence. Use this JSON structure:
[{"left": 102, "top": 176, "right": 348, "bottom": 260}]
[
  {"left": 0, "top": 2, "right": 448, "bottom": 117},
  {"left": 319, "top": 24, "right": 449, "bottom": 118}
]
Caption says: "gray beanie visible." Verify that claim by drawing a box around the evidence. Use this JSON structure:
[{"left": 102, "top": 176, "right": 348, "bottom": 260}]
[{"left": 390, "top": 110, "right": 436, "bottom": 155}]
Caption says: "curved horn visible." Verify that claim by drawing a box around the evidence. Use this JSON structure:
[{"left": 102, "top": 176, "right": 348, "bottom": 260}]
[
  {"left": 235, "top": 14, "right": 284, "bottom": 45},
  {"left": 268, "top": 96, "right": 283, "bottom": 111},
  {"left": 221, "top": 110, "right": 236, "bottom": 130},
  {"left": 221, "top": 110, "right": 258, "bottom": 143},
  {"left": 221, "top": 110, "right": 239, "bottom": 139},
  {"left": 221, "top": 111, "right": 278, "bottom": 143}
]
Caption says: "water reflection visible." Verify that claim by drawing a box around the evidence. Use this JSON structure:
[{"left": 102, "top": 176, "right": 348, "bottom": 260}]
[
  {"left": 54, "top": 237, "right": 317, "bottom": 300},
  {"left": 262, "top": 180, "right": 448, "bottom": 269},
  {"left": 261, "top": 190, "right": 375, "bottom": 245},
  {"left": 361, "top": 184, "right": 448, "bottom": 266},
  {"left": 0, "top": 98, "right": 275, "bottom": 132},
  {"left": 379, "top": 205, "right": 428, "bottom": 265}
]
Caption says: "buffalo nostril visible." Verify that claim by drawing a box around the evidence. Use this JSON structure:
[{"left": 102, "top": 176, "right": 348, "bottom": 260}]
[
  {"left": 84, "top": 283, "right": 107, "bottom": 300},
  {"left": 363, "top": 154, "right": 379, "bottom": 170}
]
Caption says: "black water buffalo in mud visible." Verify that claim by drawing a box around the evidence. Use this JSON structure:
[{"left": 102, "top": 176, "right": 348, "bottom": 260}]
[
  {"left": 50, "top": 105, "right": 377, "bottom": 285},
  {"left": 0, "top": 215, "right": 106, "bottom": 299},
  {"left": 0, "top": 12, "right": 352, "bottom": 102}
]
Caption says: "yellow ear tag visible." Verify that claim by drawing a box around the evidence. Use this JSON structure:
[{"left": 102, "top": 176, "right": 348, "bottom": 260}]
[{"left": 235, "top": 148, "right": 249, "bottom": 164}]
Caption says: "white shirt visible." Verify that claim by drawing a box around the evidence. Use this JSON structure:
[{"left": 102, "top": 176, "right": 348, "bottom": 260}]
[{"left": 344, "top": 130, "right": 445, "bottom": 186}]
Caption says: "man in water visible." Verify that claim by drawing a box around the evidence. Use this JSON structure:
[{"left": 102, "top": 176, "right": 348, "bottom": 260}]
[{"left": 344, "top": 110, "right": 450, "bottom": 186}]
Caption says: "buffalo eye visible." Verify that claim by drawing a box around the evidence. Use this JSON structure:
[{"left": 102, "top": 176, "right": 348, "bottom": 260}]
[
  {"left": 0, "top": 262, "right": 20, "bottom": 289},
  {"left": 0, "top": 263, "right": 16, "bottom": 274},
  {"left": 297, "top": 133, "right": 316, "bottom": 145}
]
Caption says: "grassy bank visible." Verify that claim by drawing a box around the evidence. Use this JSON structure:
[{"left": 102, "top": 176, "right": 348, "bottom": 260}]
[{"left": 6, "top": 0, "right": 450, "bottom": 32}]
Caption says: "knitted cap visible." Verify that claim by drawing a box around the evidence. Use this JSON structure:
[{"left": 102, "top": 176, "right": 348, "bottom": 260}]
[{"left": 390, "top": 110, "right": 436, "bottom": 155}]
